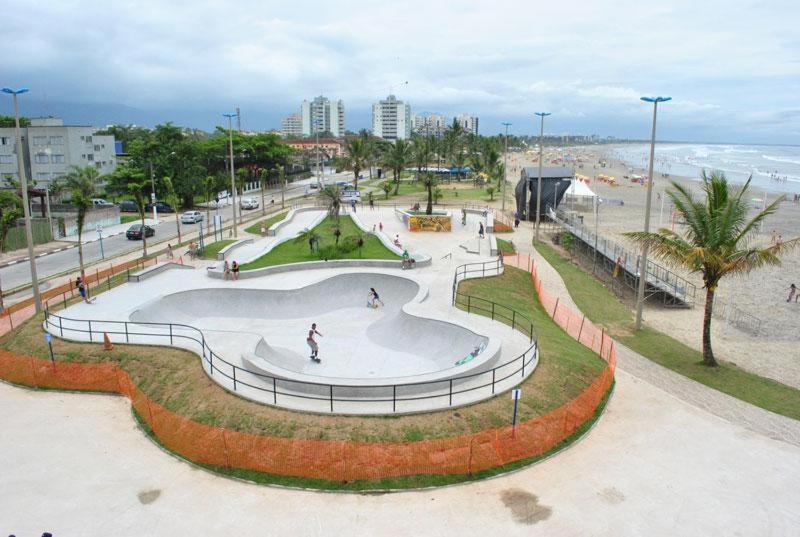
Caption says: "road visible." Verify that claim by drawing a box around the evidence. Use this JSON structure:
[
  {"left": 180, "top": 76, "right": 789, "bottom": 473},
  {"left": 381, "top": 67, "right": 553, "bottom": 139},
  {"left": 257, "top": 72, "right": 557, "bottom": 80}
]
[{"left": 1, "top": 172, "right": 358, "bottom": 296}]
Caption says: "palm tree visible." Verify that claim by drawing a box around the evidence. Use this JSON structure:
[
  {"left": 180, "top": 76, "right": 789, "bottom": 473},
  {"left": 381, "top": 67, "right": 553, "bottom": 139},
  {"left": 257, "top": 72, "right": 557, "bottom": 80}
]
[
  {"left": 381, "top": 182, "right": 392, "bottom": 199},
  {"left": 383, "top": 139, "right": 411, "bottom": 195},
  {"left": 162, "top": 176, "right": 182, "bottom": 246},
  {"left": 62, "top": 166, "right": 100, "bottom": 285},
  {"left": 411, "top": 137, "right": 430, "bottom": 182},
  {"left": 624, "top": 171, "right": 798, "bottom": 367},
  {"left": 319, "top": 185, "right": 342, "bottom": 222},
  {"left": 203, "top": 175, "right": 217, "bottom": 224},
  {"left": 128, "top": 180, "right": 150, "bottom": 257},
  {"left": 340, "top": 137, "right": 370, "bottom": 190},
  {"left": 332, "top": 225, "right": 342, "bottom": 247},
  {"left": 423, "top": 172, "right": 438, "bottom": 215},
  {"left": 295, "top": 228, "right": 320, "bottom": 253}
]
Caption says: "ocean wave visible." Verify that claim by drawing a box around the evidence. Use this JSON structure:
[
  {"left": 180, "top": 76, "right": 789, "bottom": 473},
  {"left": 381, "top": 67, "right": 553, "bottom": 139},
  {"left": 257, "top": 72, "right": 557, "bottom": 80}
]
[{"left": 762, "top": 155, "right": 800, "bottom": 166}]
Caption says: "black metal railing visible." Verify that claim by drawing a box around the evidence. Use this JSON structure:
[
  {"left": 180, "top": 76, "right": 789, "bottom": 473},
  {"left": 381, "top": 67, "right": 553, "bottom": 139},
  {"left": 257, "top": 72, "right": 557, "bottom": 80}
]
[{"left": 452, "top": 256, "right": 504, "bottom": 305}]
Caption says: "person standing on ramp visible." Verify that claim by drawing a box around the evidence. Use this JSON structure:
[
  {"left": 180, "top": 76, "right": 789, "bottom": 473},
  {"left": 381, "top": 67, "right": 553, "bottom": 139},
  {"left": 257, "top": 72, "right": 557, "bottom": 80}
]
[{"left": 307, "top": 323, "right": 323, "bottom": 362}]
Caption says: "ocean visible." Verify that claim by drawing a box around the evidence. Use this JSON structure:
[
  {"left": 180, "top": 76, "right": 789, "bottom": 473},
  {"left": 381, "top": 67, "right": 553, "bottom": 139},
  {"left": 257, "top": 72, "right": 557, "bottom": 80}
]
[{"left": 613, "top": 143, "right": 800, "bottom": 195}]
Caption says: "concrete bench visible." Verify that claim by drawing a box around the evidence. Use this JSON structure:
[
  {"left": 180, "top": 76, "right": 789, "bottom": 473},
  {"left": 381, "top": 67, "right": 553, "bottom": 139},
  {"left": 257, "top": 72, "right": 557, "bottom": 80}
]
[{"left": 127, "top": 262, "right": 194, "bottom": 283}]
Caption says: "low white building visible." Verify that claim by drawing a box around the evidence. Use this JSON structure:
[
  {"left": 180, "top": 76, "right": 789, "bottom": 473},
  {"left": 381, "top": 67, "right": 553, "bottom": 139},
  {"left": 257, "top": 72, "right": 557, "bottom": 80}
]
[{"left": 0, "top": 117, "right": 116, "bottom": 187}]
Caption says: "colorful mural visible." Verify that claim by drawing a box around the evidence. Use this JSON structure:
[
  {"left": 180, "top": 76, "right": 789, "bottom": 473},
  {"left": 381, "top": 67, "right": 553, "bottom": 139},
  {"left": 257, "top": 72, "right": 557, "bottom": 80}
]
[{"left": 408, "top": 215, "right": 452, "bottom": 232}]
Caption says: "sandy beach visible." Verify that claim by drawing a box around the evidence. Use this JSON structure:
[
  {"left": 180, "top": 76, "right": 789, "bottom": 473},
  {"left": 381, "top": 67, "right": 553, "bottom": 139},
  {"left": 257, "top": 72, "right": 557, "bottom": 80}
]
[{"left": 504, "top": 145, "right": 800, "bottom": 389}]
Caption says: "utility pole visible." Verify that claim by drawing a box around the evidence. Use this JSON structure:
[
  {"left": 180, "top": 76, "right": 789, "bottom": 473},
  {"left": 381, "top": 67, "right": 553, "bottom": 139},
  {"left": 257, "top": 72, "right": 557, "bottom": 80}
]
[
  {"left": 635, "top": 96, "right": 671, "bottom": 330},
  {"left": 2, "top": 87, "right": 41, "bottom": 312},
  {"left": 236, "top": 107, "right": 241, "bottom": 132},
  {"left": 224, "top": 112, "right": 238, "bottom": 236},
  {"left": 534, "top": 112, "right": 551, "bottom": 242},
  {"left": 501, "top": 122, "right": 511, "bottom": 213}
]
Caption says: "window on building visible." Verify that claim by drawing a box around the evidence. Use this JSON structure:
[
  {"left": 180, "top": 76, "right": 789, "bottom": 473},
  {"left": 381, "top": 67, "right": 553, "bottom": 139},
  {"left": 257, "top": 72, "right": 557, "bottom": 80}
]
[
  {"left": 94, "top": 145, "right": 101, "bottom": 151},
  {"left": 85, "top": 135, "right": 93, "bottom": 143},
  {"left": 52, "top": 154, "right": 65, "bottom": 164},
  {"left": 0, "top": 137, "right": 10, "bottom": 146},
  {"left": 81, "top": 154, "right": 86, "bottom": 159},
  {"left": 36, "top": 172, "right": 50, "bottom": 181},
  {"left": 33, "top": 136, "right": 48, "bottom": 146},
  {"left": 0, "top": 155, "right": 14, "bottom": 164},
  {"left": 34, "top": 153, "right": 49, "bottom": 164},
  {"left": 87, "top": 154, "right": 94, "bottom": 161},
  {"left": 49, "top": 136, "right": 64, "bottom": 145}
]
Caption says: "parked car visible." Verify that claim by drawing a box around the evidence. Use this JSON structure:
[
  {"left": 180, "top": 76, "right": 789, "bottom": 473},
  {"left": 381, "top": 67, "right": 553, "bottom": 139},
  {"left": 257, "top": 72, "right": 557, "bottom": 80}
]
[
  {"left": 126, "top": 224, "right": 155, "bottom": 240},
  {"left": 92, "top": 198, "right": 113, "bottom": 206},
  {"left": 305, "top": 183, "right": 320, "bottom": 194},
  {"left": 181, "top": 211, "right": 204, "bottom": 224},
  {"left": 118, "top": 200, "right": 138, "bottom": 212},
  {"left": 145, "top": 201, "right": 174, "bottom": 213},
  {"left": 240, "top": 197, "right": 259, "bottom": 210}
]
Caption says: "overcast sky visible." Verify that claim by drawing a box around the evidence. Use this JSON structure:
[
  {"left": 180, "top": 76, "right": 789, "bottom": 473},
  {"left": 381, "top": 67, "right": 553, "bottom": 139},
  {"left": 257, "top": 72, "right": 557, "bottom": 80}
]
[{"left": 3, "top": 0, "right": 799, "bottom": 143}]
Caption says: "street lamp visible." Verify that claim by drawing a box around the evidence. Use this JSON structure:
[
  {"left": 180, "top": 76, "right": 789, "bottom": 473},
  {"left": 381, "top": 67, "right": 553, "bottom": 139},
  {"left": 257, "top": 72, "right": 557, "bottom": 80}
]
[
  {"left": 534, "top": 112, "right": 551, "bottom": 242},
  {"left": 634, "top": 95, "right": 671, "bottom": 330},
  {"left": 43, "top": 147, "right": 54, "bottom": 236},
  {"left": 501, "top": 122, "right": 511, "bottom": 213},
  {"left": 149, "top": 161, "right": 158, "bottom": 225},
  {"left": 2, "top": 87, "right": 41, "bottom": 313},
  {"left": 223, "top": 112, "right": 238, "bottom": 237}
]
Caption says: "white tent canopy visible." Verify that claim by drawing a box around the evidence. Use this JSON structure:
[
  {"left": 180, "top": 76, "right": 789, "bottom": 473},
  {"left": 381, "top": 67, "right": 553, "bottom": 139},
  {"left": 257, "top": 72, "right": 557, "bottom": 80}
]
[{"left": 565, "top": 180, "right": 597, "bottom": 198}]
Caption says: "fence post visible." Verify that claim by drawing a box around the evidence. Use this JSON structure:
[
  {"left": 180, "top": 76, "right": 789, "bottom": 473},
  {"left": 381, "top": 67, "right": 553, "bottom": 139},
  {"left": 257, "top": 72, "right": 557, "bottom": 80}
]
[
  {"left": 393, "top": 385, "right": 396, "bottom": 413},
  {"left": 233, "top": 366, "right": 237, "bottom": 391},
  {"left": 273, "top": 378, "right": 277, "bottom": 404},
  {"left": 169, "top": 325, "right": 173, "bottom": 345},
  {"left": 491, "top": 302, "right": 495, "bottom": 320},
  {"left": 88, "top": 320, "right": 93, "bottom": 342},
  {"left": 552, "top": 297, "right": 560, "bottom": 318},
  {"left": 467, "top": 295, "right": 471, "bottom": 313},
  {"left": 600, "top": 328, "right": 605, "bottom": 358},
  {"left": 58, "top": 315, "right": 63, "bottom": 337},
  {"left": 449, "top": 379, "right": 453, "bottom": 406},
  {"left": 491, "top": 369, "right": 496, "bottom": 394},
  {"left": 512, "top": 310, "right": 516, "bottom": 331},
  {"left": 329, "top": 385, "right": 334, "bottom": 412},
  {"left": 578, "top": 315, "right": 586, "bottom": 343},
  {"left": 124, "top": 321, "right": 129, "bottom": 343}
]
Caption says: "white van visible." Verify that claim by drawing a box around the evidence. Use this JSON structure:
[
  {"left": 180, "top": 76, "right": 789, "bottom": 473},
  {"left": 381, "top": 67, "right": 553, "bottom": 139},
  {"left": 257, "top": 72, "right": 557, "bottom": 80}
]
[
  {"left": 92, "top": 198, "right": 113, "bottom": 206},
  {"left": 240, "top": 197, "right": 259, "bottom": 210}
]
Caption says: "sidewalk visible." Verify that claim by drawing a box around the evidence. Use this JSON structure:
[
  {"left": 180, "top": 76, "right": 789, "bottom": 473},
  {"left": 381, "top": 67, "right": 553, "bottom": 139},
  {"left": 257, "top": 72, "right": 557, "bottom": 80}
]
[
  {"left": 61, "top": 218, "right": 158, "bottom": 244},
  {"left": 509, "top": 221, "right": 800, "bottom": 446}
]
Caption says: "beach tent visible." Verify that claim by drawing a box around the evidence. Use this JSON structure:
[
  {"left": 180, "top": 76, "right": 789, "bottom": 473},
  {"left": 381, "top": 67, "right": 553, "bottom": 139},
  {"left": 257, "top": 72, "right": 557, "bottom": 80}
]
[{"left": 565, "top": 180, "right": 597, "bottom": 199}]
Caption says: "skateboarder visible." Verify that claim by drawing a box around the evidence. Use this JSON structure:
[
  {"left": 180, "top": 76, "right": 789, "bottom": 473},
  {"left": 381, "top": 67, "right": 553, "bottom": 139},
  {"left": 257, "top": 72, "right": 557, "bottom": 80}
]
[
  {"left": 368, "top": 287, "right": 384, "bottom": 308},
  {"left": 307, "top": 323, "right": 323, "bottom": 362}
]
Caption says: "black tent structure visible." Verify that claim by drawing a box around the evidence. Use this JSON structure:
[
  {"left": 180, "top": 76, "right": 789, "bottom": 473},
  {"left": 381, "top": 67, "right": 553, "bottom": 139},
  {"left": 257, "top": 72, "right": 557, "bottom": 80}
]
[{"left": 514, "top": 166, "right": 574, "bottom": 221}]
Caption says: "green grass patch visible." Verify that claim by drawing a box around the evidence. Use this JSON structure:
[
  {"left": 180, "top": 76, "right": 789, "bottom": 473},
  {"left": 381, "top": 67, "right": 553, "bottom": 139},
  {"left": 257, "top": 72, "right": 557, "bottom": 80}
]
[
  {"left": 120, "top": 215, "right": 140, "bottom": 224},
  {"left": 244, "top": 210, "right": 289, "bottom": 235},
  {"left": 496, "top": 238, "right": 516, "bottom": 255},
  {"left": 240, "top": 215, "right": 399, "bottom": 270},
  {"left": 200, "top": 240, "right": 236, "bottom": 260},
  {"left": 534, "top": 240, "right": 800, "bottom": 421}
]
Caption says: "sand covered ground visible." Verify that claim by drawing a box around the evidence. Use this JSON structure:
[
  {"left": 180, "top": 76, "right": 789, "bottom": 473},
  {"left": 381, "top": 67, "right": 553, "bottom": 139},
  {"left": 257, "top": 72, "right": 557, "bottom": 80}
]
[{"left": 505, "top": 146, "right": 800, "bottom": 389}]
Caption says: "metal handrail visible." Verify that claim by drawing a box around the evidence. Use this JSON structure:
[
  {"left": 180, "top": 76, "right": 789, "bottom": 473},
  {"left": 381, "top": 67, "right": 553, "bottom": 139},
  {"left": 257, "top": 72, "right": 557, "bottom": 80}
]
[
  {"left": 451, "top": 256, "right": 504, "bottom": 305},
  {"left": 42, "top": 272, "right": 538, "bottom": 413}
]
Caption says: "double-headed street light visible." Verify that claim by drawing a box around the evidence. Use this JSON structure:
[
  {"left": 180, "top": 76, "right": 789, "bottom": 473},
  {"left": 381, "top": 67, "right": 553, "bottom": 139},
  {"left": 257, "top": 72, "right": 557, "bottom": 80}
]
[
  {"left": 534, "top": 112, "right": 551, "bottom": 242},
  {"left": 2, "top": 87, "right": 41, "bottom": 313},
  {"left": 223, "top": 112, "right": 238, "bottom": 237},
  {"left": 634, "top": 96, "right": 671, "bottom": 330},
  {"left": 501, "top": 122, "right": 511, "bottom": 212}
]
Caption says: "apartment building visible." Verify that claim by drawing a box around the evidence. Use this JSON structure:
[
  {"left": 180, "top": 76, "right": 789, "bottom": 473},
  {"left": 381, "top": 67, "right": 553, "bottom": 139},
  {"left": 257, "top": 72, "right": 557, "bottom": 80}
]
[
  {"left": 281, "top": 113, "right": 303, "bottom": 137},
  {"left": 456, "top": 113, "right": 479, "bottom": 135},
  {"left": 372, "top": 95, "right": 411, "bottom": 140},
  {"left": 411, "top": 113, "right": 447, "bottom": 137},
  {"left": 0, "top": 117, "right": 117, "bottom": 187}
]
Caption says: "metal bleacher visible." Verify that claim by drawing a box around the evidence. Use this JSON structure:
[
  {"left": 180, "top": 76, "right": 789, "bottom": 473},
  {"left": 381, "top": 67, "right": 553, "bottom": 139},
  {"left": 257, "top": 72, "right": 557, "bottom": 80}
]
[{"left": 549, "top": 208, "right": 696, "bottom": 308}]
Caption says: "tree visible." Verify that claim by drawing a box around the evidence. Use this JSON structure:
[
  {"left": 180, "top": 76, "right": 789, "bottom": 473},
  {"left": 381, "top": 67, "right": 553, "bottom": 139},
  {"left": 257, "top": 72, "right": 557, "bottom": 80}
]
[
  {"left": 0, "top": 191, "right": 22, "bottom": 252},
  {"left": 128, "top": 180, "right": 150, "bottom": 257},
  {"left": 319, "top": 185, "right": 342, "bottom": 222},
  {"left": 106, "top": 165, "right": 148, "bottom": 256},
  {"left": 162, "top": 176, "right": 182, "bottom": 245},
  {"left": 340, "top": 137, "right": 370, "bottom": 190},
  {"left": 60, "top": 166, "right": 100, "bottom": 285},
  {"left": 411, "top": 136, "right": 430, "bottom": 182},
  {"left": 0, "top": 116, "right": 30, "bottom": 128},
  {"left": 433, "top": 186, "right": 443, "bottom": 205},
  {"left": 624, "top": 172, "right": 799, "bottom": 367},
  {"left": 381, "top": 182, "right": 392, "bottom": 200},
  {"left": 202, "top": 175, "right": 219, "bottom": 224},
  {"left": 258, "top": 168, "right": 269, "bottom": 216},
  {"left": 423, "top": 172, "right": 438, "bottom": 215},
  {"left": 332, "top": 226, "right": 342, "bottom": 247},
  {"left": 486, "top": 185, "right": 496, "bottom": 201},
  {"left": 382, "top": 139, "right": 411, "bottom": 195},
  {"left": 295, "top": 228, "right": 320, "bottom": 253}
]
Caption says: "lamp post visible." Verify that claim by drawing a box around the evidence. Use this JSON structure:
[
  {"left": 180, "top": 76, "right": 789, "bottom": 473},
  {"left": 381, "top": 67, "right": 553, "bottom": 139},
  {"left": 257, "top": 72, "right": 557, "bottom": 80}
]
[
  {"left": 43, "top": 147, "right": 54, "bottom": 236},
  {"left": 534, "top": 112, "right": 551, "bottom": 242},
  {"left": 501, "top": 122, "right": 511, "bottom": 213},
  {"left": 634, "top": 96, "right": 671, "bottom": 330},
  {"left": 223, "top": 112, "right": 238, "bottom": 237},
  {"left": 149, "top": 161, "right": 158, "bottom": 225},
  {"left": 2, "top": 87, "right": 41, "bottom": 313}
]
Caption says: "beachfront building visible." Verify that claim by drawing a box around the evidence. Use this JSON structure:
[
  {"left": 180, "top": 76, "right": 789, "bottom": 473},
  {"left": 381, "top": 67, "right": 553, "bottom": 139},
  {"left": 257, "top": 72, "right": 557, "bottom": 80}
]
[
  {"left": 300, "top": 96, "right": 345, "bottom": 138},
  {"left": 372, "top": 95, "right": 412, "bottom": 140},
  {"left": 285, "top": 138, "right": 345, "bottom": 159},
  {"left": 281, "top": 113, "right": 303, "bottom": 137},
  {"left": 412, "top": 113, "right": 447, "bottom": 137},
  {"left": 0, "top": 117, "right": 117, "bottom": 188},
  {"left": 514, "top": 166, "right": 574, "bottom": 220},
  {"left": 456, "top": 113, "right": 479, "bottom": 135}
]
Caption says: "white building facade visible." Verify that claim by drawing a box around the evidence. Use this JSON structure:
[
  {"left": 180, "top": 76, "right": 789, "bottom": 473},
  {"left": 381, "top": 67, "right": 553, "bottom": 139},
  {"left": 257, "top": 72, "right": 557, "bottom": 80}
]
[
  {"left": 411, "top": 113, "right": 447, "bottom": 137},
  {"left": 0, "top": 117, "right": 116, "bottom": 188},
  {"left": 281, "top": 113, "right": 303, "bottom": 137},
  {"left": 372, "top": 95, "right": 411, "bottom": 140},
  {"left": 456, "top": 113, "right": 479, "bottom": 135},
  {"left": 299, "top": 96, "right": 345, "bottom": 137}
]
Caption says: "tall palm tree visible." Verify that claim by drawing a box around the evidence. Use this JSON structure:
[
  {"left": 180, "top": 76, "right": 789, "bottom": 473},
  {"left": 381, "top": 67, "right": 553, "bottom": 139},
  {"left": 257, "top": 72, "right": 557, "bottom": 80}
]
[
  {"left": 411, "top": 136, "right": 430, "bottom": 182},
  {"left": 62, "top": 166, "right": 100, "bottom": 285},
  {"left": 423, "top": 172, "right": 438, "bottom": 215},
  {"left": 320, "top": 185, "right": 342, "bottom": 222},
  {"left": 340, "top": 137, "right": 370, "bottom": 190},
  {"left": 203, "top": 175, "right": 217, "bottom": 224},
  {"left": 382, "top": 139, "right": 411, "bottom": 195},
  {"left": 162, "top": 176, "right": 182, "bottom": 246},
  {"left": 625, "top": 171, "right": 798, "bottom": 367}
]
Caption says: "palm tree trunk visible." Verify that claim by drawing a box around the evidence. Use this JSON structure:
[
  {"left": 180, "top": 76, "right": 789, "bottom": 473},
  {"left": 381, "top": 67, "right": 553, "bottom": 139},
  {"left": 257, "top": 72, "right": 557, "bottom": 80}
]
[
  {"left": 78, "top": 234, "right": 86, "bottom": 298},
  {"left": 426, "top": 185, "right": 433, "bottom": 215},
  {"left": 353, "top": 167, "right": 359, "bottom": 191},
  {"left": 175, "top": 212, "right": 182, "bottom": 245},
  {"left": 702, "top": 286, "right": 718, "bottom": 367}
]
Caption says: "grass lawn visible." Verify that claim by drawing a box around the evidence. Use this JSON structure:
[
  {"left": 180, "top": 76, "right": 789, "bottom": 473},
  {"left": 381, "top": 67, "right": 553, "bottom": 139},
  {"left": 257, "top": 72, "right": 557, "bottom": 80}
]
[
  {"left": 120, "top": 215, "right": 140, "bottom": 224},
  {"left": 496, "top": 238, "right": 516, "bottom": 255},
  {"left": 240, "top": 215, "right": 399, "bottom": 270},
  {"left": 200, "top": 240, "right": 236, "bottom": 260},
  {"left": 374, "top": 179, "right": 500, "bottom": 203},
  {"left": 534, "top": 240, "right": 800, "bottom": 420},
  {"left": 244, "top": 210, "right": 289, "bottom": 235}
]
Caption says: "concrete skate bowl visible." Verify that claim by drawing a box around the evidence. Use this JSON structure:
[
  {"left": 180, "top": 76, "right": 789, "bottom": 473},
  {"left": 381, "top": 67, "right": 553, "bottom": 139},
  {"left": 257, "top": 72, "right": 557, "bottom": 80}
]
[{"left": 126, "top": 272, "right": 537, "bottom": 414}]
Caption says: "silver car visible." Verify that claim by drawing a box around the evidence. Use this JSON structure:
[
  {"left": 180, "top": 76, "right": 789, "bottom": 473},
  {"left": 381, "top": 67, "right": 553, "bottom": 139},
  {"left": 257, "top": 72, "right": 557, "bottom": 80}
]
[{"left": 181, "top": 211, "right": 204, "bottom": 224}]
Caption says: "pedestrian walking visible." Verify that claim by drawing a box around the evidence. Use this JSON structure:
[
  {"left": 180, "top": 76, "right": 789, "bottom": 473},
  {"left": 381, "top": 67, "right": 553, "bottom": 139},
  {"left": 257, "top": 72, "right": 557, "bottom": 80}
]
[
  {"left": 478, "top": 222, "right": 485, "bottom": 239},
  {"left": 167, "top": 243, "right": 173, "bottom": 259},
  {"left": 307, "top": 323, "right": 322, "bottom": 362},
  {"left": 379, "top": 222, "right": 384, "bottom": 232},
  {"left": 76, "top": 276, "right": 93, "bottom": 304},
  {"left": 788, "top": 283, "right": 797, "bottom": 303},
  {"left": 223, "top": 260, "right": 230, "bottom": 280},
  {"left": 514, "top": 216, "right": 520, "bottom": 228},
  {"left": 231, "top": 260, "right": 240, "bottom": 281},
  {"left": 351, "top": 199, "right": 357, "bottom": 212}
]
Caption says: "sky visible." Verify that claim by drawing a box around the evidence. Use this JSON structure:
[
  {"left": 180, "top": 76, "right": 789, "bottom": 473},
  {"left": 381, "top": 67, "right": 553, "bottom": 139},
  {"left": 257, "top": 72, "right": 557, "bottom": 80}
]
[{"left": 2, "top": 0, "right": 799, "bottom": 144}]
